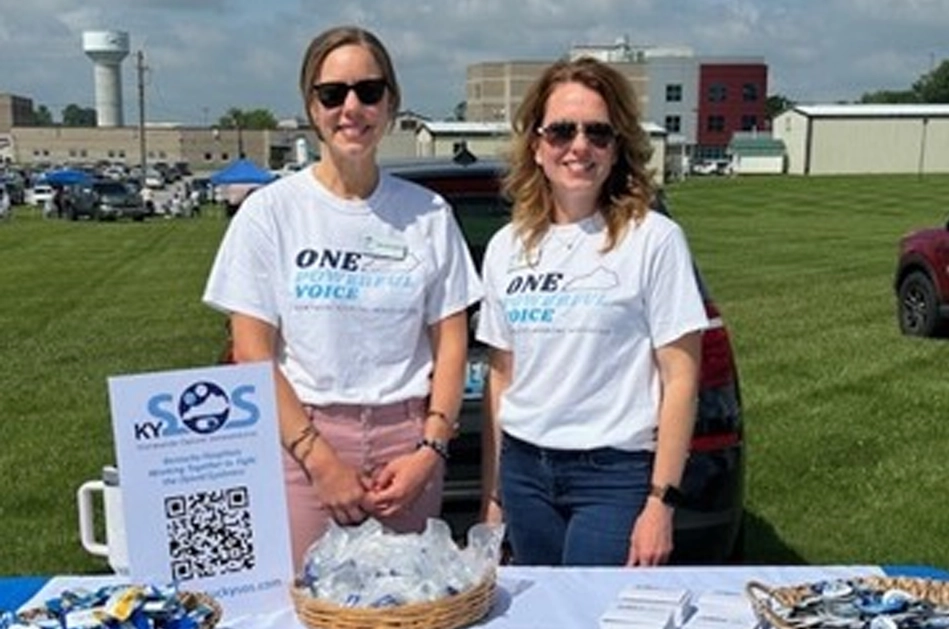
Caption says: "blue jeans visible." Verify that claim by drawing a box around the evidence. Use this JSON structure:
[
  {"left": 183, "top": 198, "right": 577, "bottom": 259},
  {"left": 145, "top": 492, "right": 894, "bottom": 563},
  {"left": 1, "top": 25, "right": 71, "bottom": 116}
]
[{"left": 499, "top": 433, "right": 654, "bottom": 566}]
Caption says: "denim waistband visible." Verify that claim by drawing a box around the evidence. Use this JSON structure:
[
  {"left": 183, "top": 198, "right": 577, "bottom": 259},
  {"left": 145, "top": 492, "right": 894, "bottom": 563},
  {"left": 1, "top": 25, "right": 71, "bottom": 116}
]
[{"left": 502, "top": 431, "right": 649, "bottom": 460}]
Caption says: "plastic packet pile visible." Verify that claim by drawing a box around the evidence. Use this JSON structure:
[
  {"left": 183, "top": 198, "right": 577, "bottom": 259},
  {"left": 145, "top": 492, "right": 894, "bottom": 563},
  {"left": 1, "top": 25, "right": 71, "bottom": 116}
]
[
  {"left": 773, "top": 579, "right": 949, "bottom": 629},
  {"left": 297, "top": 518, "right": 504, "bottom": 609},
  {"left": 0, "top": 584, "right": 217, "bottom": 629}
]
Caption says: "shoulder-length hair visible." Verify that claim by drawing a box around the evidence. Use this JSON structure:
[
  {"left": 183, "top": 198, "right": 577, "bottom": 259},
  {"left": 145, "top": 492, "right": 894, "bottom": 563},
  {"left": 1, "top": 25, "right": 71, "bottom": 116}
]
[{"left": 503, "top": 57, "right": 655, "bottom": 253}]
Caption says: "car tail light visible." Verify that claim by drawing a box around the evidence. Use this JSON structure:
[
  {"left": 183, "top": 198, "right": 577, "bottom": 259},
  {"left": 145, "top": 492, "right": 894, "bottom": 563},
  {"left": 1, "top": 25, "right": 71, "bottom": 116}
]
[{"left": 700, "top": 301, "right": 736, "bottom": 389}]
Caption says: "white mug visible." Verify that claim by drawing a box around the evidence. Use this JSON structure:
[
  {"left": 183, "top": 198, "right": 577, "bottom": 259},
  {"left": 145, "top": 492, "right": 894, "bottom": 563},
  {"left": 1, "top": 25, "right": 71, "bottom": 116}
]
[{"left": 76, "top": 465, "right": 129, "bottom": 575}]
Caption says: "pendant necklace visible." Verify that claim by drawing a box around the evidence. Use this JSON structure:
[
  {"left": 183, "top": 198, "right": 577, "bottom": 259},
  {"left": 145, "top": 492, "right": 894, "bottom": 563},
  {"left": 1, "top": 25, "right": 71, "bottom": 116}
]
[{"left": 547, "top": 226, "right": 584, "bottom": 251}]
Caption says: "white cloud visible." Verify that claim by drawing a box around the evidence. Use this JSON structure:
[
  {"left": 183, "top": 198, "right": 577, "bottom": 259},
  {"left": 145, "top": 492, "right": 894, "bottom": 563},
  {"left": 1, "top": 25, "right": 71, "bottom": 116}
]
[{"left": 1, "top": 0, "right": 947, "bottom": 123}]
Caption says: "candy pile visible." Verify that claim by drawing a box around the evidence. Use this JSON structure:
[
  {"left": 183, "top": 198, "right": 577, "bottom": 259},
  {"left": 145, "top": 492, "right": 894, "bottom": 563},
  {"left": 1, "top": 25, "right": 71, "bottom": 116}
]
[
  {"left": 766, "top": 579, "right": 949, "bottom": 629},
  {"left": 0, "top": 584, "right": 220, "bottom": 629},
  {"left": 296, "top": 518, "right": 504, "bottom": 609}
]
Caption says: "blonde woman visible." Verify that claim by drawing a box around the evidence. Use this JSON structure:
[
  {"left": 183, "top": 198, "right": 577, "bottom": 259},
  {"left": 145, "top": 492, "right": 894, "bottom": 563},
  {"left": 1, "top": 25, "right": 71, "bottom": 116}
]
[{"left": 477, "top": 57, "right": 707, "bottom": 566}]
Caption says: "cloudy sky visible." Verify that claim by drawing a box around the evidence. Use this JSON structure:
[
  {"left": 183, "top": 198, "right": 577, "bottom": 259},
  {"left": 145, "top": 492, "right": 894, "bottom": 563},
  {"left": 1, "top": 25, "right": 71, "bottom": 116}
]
[{"left": 1, "top": 0, "right": 947, "bottom": 125}]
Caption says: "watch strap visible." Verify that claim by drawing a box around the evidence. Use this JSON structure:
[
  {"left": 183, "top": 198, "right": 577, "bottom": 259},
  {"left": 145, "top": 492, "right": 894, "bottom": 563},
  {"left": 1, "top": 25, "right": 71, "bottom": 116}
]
[{"left": 649, "top": 483, "right": 685, "bottom": 507}]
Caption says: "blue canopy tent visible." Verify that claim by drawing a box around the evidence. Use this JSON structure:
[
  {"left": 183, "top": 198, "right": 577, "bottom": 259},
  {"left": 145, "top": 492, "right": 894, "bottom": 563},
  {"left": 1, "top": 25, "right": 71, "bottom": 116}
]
[
  {"left": 40, "top": 169, "right": 92, "bottom": 186},
  {"left": 209, "top": 159, "right": 277, "bottom": 186}
]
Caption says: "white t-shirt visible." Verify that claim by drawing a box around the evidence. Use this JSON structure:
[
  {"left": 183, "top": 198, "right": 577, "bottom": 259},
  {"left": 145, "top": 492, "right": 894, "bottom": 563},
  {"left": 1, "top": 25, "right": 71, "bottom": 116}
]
[
  {"left": 476, "top": 211, "right": 708, "bottom": 451},
  {"left": 203, "top": 168, "right": 482, "bottom": 406}
]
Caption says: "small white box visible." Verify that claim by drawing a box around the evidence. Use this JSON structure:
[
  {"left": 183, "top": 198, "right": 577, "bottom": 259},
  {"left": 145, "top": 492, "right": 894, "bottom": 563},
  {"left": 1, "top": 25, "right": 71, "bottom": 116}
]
[
  {"left": 616, "top": 585, "right": 691, "bottom": 626},
  {"left": 599, "top": 602, "right": 677, "bottom": 629},
  {"left": 619, "top": 585, "right": 692, "bottom": 606},
  {"left": 682, "top": 613, "right": 760, "bottom": 629},
  {"left": 691, "top": 590, "right": 758, "bottom": 624}
]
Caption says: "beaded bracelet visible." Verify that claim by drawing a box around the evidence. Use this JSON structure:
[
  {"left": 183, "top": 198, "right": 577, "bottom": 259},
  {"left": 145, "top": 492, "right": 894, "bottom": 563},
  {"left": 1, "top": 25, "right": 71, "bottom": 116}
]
[{"left": 417, "top": 437, "right": 450, "bottom": 461}]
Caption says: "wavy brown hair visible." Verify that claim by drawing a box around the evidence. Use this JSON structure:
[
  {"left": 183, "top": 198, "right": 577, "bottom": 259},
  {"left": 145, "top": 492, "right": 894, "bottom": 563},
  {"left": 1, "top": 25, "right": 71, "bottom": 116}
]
[
  {"left": 298, "top": 26, "right": 401, "bottom": 135},
  {"left": 503, "top": 57, "right": 655, "bottom": 253}
]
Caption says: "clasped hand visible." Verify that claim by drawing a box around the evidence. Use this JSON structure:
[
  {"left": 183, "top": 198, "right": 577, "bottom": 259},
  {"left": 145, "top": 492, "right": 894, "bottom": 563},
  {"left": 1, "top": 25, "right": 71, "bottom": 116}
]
[{"left": 317, "top": 449, "right": 441, "bottom": 525}]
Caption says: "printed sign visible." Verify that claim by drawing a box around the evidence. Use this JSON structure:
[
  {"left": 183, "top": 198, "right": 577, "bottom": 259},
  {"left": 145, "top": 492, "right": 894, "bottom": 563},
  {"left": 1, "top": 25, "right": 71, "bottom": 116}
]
[{"left": 107, "top": 361, "right": 291, "bottom": 620}]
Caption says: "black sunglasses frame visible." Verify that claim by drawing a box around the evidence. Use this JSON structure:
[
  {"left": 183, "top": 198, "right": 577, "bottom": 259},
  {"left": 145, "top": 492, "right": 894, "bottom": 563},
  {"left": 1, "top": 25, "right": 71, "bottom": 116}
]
[
  {"left": 536, "top": 120, "right": 617, "bottom": 149},
  {"left": 312, "top": 78, "right": 388, "bottom": 109}
]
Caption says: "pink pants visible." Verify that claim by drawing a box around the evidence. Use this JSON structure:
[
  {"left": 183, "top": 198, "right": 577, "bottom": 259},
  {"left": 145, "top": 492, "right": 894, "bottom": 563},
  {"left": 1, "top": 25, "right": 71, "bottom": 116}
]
[{"left": 282, "top": 397, "right": 444, "bottom": 573}]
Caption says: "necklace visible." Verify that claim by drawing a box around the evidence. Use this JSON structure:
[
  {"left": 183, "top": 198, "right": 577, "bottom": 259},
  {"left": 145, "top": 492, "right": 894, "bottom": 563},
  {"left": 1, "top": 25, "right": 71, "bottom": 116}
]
[{"left": 547, "top": 226, "right": 584, "bottom": 251}]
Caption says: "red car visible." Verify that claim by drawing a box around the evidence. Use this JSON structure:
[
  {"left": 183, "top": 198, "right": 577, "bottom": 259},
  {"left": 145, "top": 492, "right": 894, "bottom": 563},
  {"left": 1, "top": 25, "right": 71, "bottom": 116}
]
[{"left": 895, "top": 218, "right": 949, "bottom": 337}]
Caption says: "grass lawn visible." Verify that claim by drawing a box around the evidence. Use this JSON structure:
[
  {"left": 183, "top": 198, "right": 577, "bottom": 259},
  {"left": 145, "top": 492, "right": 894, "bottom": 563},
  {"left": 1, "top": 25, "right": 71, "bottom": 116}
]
[{"left": 1, "top": 174, "right": 948, "bottom": 575}]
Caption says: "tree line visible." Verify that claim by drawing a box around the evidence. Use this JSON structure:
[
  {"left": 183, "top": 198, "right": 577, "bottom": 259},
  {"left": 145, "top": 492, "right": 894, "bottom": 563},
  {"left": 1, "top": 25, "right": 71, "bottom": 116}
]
[{"left": 25, "top": 105, "right": 279, "bottom": 129}]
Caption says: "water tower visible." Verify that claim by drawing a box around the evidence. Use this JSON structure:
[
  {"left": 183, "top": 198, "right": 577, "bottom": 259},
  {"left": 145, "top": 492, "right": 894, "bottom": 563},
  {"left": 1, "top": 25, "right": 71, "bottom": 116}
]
[{"left": 82, "top": 30, "right": 130, "bottom": 127}]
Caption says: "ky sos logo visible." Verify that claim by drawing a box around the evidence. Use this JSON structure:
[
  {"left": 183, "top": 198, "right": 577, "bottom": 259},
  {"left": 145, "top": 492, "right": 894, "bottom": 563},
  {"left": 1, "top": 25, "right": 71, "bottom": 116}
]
[{"left": 133, "top": 381, "right": 259, "bottom": 440}]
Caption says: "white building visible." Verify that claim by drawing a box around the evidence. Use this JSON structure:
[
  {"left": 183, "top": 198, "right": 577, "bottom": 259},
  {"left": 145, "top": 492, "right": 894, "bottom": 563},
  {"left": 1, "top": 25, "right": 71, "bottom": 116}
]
[{"left": 774, "top": 104, "right": 949, "bottom": 175}]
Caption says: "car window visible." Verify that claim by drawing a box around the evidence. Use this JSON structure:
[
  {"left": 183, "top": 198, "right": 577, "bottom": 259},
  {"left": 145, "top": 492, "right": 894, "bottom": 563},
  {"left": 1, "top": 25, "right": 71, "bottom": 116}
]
[
  {"left": 93, "top": 182, "right": 129, "bottom": 194},
  {"left": 444, "top": 194, "right": 511, "bottom": 270}
]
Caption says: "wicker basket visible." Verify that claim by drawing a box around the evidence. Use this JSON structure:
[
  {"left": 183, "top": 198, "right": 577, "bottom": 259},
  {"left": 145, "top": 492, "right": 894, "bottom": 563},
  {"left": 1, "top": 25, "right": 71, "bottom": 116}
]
[
  {"left": 291, "top": 571, "right": 496, "bottom": 629},
  {"left": 746, "top": 576, "right": 949, "bottom": 629}
]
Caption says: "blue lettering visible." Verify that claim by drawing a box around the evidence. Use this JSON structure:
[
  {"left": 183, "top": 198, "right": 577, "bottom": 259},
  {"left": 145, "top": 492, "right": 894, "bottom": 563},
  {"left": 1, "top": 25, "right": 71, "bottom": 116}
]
[
  {"left": 507, "top": 308, "right": 555, "bottom": 323},
  {"left": 295, "top": 249, "right": 363, "bottom": 271},
  {"left": 228, "top": 385, "right": 260, "bottom": 429},
  {"left": 295, "top": 284, "right": 359, "bottom": 299},
  {"left": 296, "top": 249, "right": 318, "bottom": 268},
  {"left": 147, "top": 393, "right": 187, "bottom": 436},
  {"left": 506, "top": 273, "right": 564, "bottom": 294}
]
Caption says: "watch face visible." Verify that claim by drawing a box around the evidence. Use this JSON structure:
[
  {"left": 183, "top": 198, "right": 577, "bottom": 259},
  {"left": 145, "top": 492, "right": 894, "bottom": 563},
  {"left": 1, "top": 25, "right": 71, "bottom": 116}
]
[
  {"left": 651, "top": 484, "right": 685, "bottom": 507},
  {"left": 664, "top": 486, "right": 685, "bottom": 507}
]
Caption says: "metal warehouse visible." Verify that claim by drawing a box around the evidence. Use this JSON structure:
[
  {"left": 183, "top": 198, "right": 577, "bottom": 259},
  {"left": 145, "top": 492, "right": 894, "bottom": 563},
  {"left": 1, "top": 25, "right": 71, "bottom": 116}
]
[{"left": 774, "top": 104, "right": 949, "bottom": 176}]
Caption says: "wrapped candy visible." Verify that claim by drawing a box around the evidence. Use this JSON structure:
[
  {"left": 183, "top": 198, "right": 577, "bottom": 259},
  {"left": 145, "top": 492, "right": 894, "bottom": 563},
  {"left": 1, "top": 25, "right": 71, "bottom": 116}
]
[
  {"left": 297, "top": 518, "right": 504, "bottom": 608},
  {"left": 0, "top": 584, "right": 219, "bottom": 629}
]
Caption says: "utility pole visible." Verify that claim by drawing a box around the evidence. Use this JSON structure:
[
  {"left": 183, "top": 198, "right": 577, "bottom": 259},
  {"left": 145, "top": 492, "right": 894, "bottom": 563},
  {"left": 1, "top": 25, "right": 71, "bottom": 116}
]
[{"left": 137, "top": 50, "right": 147, "bottom": 182}]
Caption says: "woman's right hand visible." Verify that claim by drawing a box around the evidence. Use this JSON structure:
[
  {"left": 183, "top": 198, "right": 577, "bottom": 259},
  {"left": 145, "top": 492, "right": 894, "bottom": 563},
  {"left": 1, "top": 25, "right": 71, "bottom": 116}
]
[{"left": 308, "top": 452, "right": 374, "bottom": 526}]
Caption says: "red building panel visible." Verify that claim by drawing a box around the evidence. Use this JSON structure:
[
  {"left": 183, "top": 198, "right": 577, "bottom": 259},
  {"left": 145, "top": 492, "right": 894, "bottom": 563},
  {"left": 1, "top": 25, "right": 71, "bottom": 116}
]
[{"left": 696, "top": 62, "right": 768, "bottom": 157}]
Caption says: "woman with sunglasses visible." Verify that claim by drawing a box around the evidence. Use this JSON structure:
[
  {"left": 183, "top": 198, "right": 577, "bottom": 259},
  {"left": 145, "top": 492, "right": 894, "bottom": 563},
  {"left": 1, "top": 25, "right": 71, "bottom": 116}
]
[
  {"left": 476, "top": 57, "right": 708, "bottom": 566},
  {"left": 203, "top": 26, "right": 481, "bottom": 573}
]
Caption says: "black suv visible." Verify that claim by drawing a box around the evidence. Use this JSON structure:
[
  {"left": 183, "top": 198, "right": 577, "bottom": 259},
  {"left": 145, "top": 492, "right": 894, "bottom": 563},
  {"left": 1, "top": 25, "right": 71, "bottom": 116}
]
[{"left": 384, "top": 156, "right": 745, "bottom": 564}]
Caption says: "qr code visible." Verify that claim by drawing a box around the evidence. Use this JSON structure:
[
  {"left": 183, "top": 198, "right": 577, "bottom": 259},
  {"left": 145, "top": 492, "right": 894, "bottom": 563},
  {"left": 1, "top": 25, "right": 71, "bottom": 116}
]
[{"left": 165, "top": 486, "right": 256, "bottom": 581}]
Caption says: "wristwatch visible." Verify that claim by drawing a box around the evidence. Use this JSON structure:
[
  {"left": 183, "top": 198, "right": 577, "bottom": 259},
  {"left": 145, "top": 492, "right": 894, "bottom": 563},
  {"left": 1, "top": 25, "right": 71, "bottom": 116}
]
[{"left": 649, "top": 483, "right": 686, "bottom": 508}]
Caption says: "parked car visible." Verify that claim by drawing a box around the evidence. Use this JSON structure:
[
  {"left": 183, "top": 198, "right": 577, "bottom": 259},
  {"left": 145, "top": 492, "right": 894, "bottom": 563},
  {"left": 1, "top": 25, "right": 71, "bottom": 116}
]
[
  {"left": 27, "top": 183, "right": 55, "bottom": 208},
  {"left": 91, "top": 179, "right": 147, "bottom": 221},
  {"left": 0, "top": 185, "right": 10, "bottom": 219},
  {"left": 62, "top": 183, "right": 99, "bottom": 220},
  {"left": 895, "top": 217, "right": 949, "bottom": 337},
  {"left": 3, "top": 180, "right": 26, "bottom": 205},
  {"left": 144, "top": 169, "right": 165, "bottom": 190},
  {"left": 218, "top": 156, "right": 745, "bottom": 562}
]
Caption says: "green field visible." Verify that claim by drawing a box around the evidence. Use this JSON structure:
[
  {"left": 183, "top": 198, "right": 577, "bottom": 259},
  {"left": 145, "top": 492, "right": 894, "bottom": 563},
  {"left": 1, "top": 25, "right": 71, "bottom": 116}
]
[{"left": 1, "top": 174, "right": 948, "bottom": 575}]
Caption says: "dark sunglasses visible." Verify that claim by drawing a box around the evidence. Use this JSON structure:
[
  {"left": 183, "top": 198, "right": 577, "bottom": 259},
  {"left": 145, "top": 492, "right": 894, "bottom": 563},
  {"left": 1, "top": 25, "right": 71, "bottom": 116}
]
[
  {"left": 536, "top": 120, "right": 616, "bottom": 149},
  {"left": 312, "top": 78, "right": 388, "bottom": 108}
]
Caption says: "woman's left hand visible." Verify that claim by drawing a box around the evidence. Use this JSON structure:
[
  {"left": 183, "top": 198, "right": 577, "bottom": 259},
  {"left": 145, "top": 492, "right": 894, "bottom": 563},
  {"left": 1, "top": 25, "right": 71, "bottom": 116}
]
[
  {"left": 363, "top": 448, "right": 442, "bottom": 517},
  {"left": 626, "top": 500, "right": 674, "bottom": 566}
]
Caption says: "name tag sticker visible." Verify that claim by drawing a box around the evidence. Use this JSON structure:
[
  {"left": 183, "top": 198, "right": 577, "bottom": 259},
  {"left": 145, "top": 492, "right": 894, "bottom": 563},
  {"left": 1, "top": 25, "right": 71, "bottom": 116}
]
[{"left": 363, "top": 235, "right": 407, "bottom": 260}]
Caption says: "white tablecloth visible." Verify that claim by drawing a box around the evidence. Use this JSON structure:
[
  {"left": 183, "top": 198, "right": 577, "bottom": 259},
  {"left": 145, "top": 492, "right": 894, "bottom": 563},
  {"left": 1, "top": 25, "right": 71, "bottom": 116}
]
[{"left": 22, "top": 565, "right": 885, "bottom": 628}]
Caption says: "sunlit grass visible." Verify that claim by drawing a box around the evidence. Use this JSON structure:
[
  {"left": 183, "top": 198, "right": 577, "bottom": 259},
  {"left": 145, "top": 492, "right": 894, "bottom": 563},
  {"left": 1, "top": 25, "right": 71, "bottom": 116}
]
[{"left": 1, "top": 174, "right": 949, "bottom": 574}]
